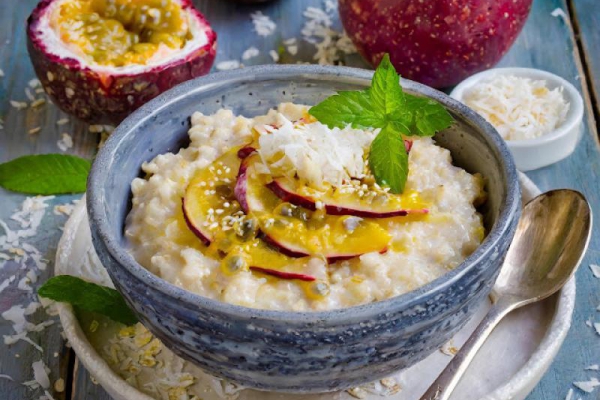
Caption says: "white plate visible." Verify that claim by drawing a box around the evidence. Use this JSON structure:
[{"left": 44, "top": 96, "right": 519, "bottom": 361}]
[{"left": 55, "top": 173, "right": 575, "bottom": 400}]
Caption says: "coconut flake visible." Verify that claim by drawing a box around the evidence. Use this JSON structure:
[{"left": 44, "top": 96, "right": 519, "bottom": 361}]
[
  {"left": 574, "top": 377, "right": 600, "bottom": 393},
  {"left": 590, "top": 264, "right": 600, "bottom": 278},
  {"left": 56, "top": 118, "right": 69, "bottom": 126},
  {"left": 594, "top": 323, "right": 600, "bottom": 336},
  {"left": 241, "top": 47, "right": 260, "bottom": 61},
  {"left": 462, "top": 75, "right": 570, "bottom": 141},
  {"left": 0, "top": 68, "right": 4, "bottom": 78},
  {"left": 551, "top": 8, "right": 568, "bottom": 21},
  {"left": 301, "top": 5, "right": 356, "bottom": 65},
  {"left": 10, "top": 100, "right": 28, "bottom": 110},
  {"left": 57, "top": 133, "right": 73, "bottom": 152},
  {"left": 586, "top": 365, "right": 600, "bottom": 370},
  {"left": 251, "top": 11, "right": 276, "bottom": 37},
  {"left": 216, "top": 60, "right": 241, "bottom": 71},
  {"left": 269, "top": 50, "right": 280, "bottom": 63}
]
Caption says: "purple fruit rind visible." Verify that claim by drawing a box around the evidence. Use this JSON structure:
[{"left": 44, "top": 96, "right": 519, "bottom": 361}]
[
  {"left": 26, "top": 0, "right": 217, "bottom": 124},
  {"left": 181, "top": 197, "right": 212, "bottom": 246}
]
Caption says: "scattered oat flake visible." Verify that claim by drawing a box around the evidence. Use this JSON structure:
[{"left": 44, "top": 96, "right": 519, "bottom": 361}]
[
  {"left": 10, "top": 100, "right": 28, "bottom": 110},
  {"left": 574, "top": 377, "right": 600, "bottom": 393},
  {"left": 269, "top": 50, "right": 280, "bottom": 62},
  {"left": 32, "top": 360, "right": 51, "bottom": 389},
  {"left": 28, "top": 127, "right": 42, "bottom": 135},
  {"left": 565, "top": 388, "right": 574, "bottom": 400},
  {"left": 242, "top": 47, "right": 260, "bottom": 61},
  {"left": 30, "top": 98, "right": 46, "bottom": 108},
  {"left": 590, "top": 264, "right": 600, "bottom": 278},
  {"left": 216, "top": 60, "right": 241, "bottom": 71},
  {"left": 54, "top": 378, "right": 65, "bottom": 392},
  {"left": 57, "top": 133, "right": 73, "bottom": 152},
  {"left": 347, "top": 387, "right": 367, "bottom": 399},
  {"left": 551, "top": 8, "right": 568, "bottom": 21},
  {"left": 56, "top": 118, "right": 69, "bottom": 126},
  {"left": 251, "top": 11, "right": 276, "bottom": 37}
]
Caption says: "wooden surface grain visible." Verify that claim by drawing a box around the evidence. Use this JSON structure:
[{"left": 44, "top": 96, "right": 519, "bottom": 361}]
[{"left": 0, "top": 0, "right": 599, "bottom": 399}]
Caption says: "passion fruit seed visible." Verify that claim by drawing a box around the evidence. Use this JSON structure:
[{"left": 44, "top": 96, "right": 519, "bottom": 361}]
[
  {"left": 341, "top": 216, "right": 363, "bottom": 233},
  {"left": 277, "top": 203, "right": 294, "bottom": 217},
  {"left": 309, "top": 281, "right": 331, "bottom": 298},
  {"left": 222, "top": 255, "right": 246, "bottom": 275},
  {"left": 54, "top": 0, "right": 189, "bottom": 66},
  {"left": 215, "top": 184, "right": 234, "bottom": 199},
  {"left": 237, "top": 218, "right": 258, "bottom": 241}
]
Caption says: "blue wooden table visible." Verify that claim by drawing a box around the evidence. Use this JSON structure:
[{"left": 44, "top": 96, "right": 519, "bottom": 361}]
[{"left": 0, "top": 0, "right": 599, "bottom": 399}]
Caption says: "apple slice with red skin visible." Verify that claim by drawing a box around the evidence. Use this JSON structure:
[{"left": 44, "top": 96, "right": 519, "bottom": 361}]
[
  {"left": 183, "top": 147, "right": 246, "bottom": 246},
  {"left": 266, "top": 178, "right": 428, "bottom": 218},
  {"left": 234, "top": 153, "right": 391, "bottom": 262}
]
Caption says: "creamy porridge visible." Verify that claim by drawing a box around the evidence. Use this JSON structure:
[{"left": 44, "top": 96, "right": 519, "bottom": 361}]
[{"left": 125, "top": 103, "right": 485, "bottom": 311}]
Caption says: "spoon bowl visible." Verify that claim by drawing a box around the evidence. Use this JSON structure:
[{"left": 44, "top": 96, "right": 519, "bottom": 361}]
[{"left": 495, "top": 189, "right": 592, "bottom": 304}]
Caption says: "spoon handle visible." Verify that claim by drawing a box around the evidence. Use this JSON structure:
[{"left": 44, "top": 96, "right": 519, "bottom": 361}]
[{"left": 419, "top": 296, "right": 517, "bottom": 400}]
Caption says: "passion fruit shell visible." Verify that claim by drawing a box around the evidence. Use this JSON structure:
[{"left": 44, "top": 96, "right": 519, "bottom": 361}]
[{"left": 26, "top": 0, "right": 217, "bottom": 124}]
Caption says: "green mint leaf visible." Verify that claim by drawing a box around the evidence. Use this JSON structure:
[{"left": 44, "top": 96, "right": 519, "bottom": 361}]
[
  {"left": 0, "top": 154, "right": 90, "bottom": 195},
  {"left": 404, "top": 94, "right": 454, "bottom": 136},
  {"left": 38, "top": 276, "right": 138, "bottom": 326},
  {"left": 370, "top": 54, "right": 405, "bottom": 116},
  {"left": 368, "top": 124, "right": 409, "bottom": 194},
  {"left": 308, "top": 91, "right": 385, "bottom": 129}
]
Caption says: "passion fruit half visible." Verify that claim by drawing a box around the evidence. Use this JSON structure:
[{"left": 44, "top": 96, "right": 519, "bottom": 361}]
[{"left": 27, "top": 0, "right": 217, "bottom": 124}]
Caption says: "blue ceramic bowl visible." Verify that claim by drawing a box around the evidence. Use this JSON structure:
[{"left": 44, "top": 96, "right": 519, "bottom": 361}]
[{"left": 87, "top": 65, "right": 521, "bottom": 393}]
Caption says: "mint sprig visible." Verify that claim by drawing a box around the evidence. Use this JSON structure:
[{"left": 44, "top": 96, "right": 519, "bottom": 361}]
[
  {"left": 38, "top": 275, "right": 138, "bottom": 326},
  {"left": 309, "top": 54, "right": 453, "bottom": 193},
  {"left": 0, "top": 154, "right": 90, "bottom": 195}
]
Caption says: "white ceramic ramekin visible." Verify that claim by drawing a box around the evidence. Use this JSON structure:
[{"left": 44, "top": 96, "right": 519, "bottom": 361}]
[{"left": 450, "top": 68, "right": 584, "bottom": 171}]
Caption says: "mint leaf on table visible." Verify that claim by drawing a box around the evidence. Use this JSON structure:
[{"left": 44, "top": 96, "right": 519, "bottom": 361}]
[
  {"left": 368, "top": 124, "right": 409, "bottom": 193},
  {"left": 0, "top": 154, "right": 90, "bottom": 195},
  {"left": 308, "top": 53, "right": 454, "bottom": 193},
  {"left": 38, "top": 276, "right": 138, "bottom": 326}
]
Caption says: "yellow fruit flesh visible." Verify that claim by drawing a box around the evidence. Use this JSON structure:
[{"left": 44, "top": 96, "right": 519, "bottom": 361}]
[{"left": 51, "top": 0, "right": 190, "bottom": 67}]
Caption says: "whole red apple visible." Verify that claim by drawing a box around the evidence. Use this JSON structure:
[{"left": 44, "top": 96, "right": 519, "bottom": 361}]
[{"left": 339, "top": 0, "right": 532, "bottom": 88}]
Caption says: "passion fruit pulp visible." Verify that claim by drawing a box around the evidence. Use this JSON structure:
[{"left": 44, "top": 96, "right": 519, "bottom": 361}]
[{"left": 27, "top": 0, "right": 216, "bottom": 124}]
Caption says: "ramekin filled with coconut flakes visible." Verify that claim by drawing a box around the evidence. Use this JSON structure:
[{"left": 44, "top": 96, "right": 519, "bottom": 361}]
[{"left": 451, "top": 68, "right": 583, "bottom": 171}]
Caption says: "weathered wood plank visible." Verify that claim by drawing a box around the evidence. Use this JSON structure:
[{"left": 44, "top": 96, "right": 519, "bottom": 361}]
[{"left": 571, "top": 0, "right": 600, "bottom": 125}]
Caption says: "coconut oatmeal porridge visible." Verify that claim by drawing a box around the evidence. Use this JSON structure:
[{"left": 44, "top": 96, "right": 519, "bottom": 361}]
[{"left": 125, "top": 103, "right": 486, "bottom": 311}]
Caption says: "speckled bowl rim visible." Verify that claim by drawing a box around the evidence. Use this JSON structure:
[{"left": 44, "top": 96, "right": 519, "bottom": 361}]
[{"left": 87, "top": 64, "right": 521, "bottom": 323}]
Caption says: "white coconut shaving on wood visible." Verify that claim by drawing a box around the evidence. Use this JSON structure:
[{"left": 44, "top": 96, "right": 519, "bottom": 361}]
[
  {"left": 32, "top": 360, "right": 51, "bottom": 390},
  {"left": 0, "top": 68, "right": 4, "bottom": 78},
  {"left": 590, "top": 264, "right": 600, "bottom": 278},
  {"left": 241, "top": 47, "right": 259, "bottom": 61},
  {"left": 574, "top": 377, "right": 600, "bottom": 393},
  {"left": 551, "top": 8, "right": 569, "bottom": 21},
  {"left": 56, "top": 118, "right": 69, "bottom": 126},
  {"left": 216, "top": 60, "right": 241, "bottom": 71},
  {"left": 585, "top": 365, "right": 599, "bottom": 370},
  {"left": 301, "top": 4, "right": 356, "bottom": 65},
  {"left": 594, "top": 323, "right": 600, "bottom": 336},
  {"left": 57, "top": 133, "right": 73, "bottom": 152},
  {"left": 284, "top": 38, "right": 299, "bottom": 55},
  {"left": 250, "top": 11, "right": 276, "bottom": 37},
  {"left": 269, "top": 50, "right": 280, "bottom": 62},
  {"left": 10, "top": 100, "right": 28, "bottom": 110}
]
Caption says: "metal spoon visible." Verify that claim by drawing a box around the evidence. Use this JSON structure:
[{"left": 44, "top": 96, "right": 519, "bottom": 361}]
[{"left": 420, "top": 189, "right": 592, "bottom": 400}]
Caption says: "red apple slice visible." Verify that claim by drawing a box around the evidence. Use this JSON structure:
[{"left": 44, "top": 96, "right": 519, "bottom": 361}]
[
  {"left": 234, "top": 154, "right": 391, "bottom": 262},
  {"left": 183, "top": 147, "right": 246, "bottom": 245},
  {"left": 266, "top": 178, "right": 429, "bottom": 218}
]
